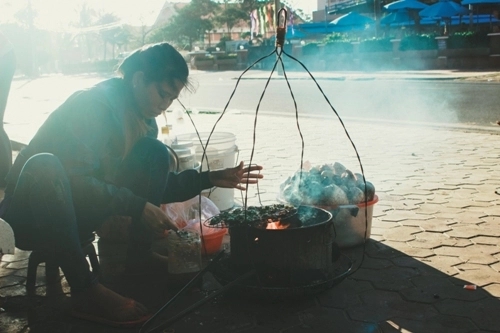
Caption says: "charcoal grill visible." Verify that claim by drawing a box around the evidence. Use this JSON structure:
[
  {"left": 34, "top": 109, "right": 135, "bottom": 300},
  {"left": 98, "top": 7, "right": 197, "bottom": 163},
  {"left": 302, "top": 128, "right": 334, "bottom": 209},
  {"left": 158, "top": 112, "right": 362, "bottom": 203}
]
[
  {"left": 210, "top": 251, "right": 352, "bottom": 300},
  {"left": 206, "top": 205, "right": 352, "bottom": 299}
]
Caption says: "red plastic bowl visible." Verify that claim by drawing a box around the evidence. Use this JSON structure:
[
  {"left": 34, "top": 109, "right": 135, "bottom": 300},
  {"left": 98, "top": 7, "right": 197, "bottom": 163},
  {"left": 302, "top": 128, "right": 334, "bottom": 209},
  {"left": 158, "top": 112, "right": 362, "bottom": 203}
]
[{"left": 201, "top": 228, "right": 227, "bottom": 255}]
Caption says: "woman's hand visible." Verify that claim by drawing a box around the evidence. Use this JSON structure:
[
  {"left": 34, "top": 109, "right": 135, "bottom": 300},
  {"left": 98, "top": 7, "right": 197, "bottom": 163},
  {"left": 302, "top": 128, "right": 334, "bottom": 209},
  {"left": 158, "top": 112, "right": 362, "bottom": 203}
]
[
  {"left": 141, "top": 202, "right": 178, "bottom": 235},
  {"left": 208, "top": 161, "right": 263, "bottom": 191}
]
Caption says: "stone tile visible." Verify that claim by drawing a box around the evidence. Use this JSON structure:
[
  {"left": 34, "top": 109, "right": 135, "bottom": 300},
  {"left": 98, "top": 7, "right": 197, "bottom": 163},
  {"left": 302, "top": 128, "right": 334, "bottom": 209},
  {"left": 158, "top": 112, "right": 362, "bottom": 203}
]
[
  {"left": 417, "top": 222, "right": 453, "bottom": 233},
  {"left": 371, "top": 227, "right": 387, "bottom": 236},
  {"left": 352, "top": 266, "right": 418, "bottom": 292},
  {"left": 426, "top": 193, "right": 450, "bottom": 207},
  {"left": 435, "top": 298, "right": 500, "bottom": 331},
  {"left": 417, "top": 184, "right": 445, "bottom": 192},
  {"left": 433, "top": 212, "right": 461, "bottom": 220},
  {"left": 455, "top": 211, "right": 489, "bottom": 223},
  {"left": 410, "top": 275, "right": 489, "bottom": 302},
  {"left": 434, "top": 245, "right": 500, "bottom": 264},
  {"left": 480, "top": 215, "right": 500, "bottom": 224},
  {"left": 285, "top": 307, "right": 378, "bottom": 333},
  {"left": 381, "top": 241, "right": 434, "bottom": 258},
  {"left": 445, "top": 201, "right": 475, "bottom": 209},
  {"left": 371, "top": 221, "right": 400, "bottom": 229},
  {"left": 471, "top": 236, "right": 500, "bottom": 246},
  {"left": 398, "top": 219, "right": 427, "bottom": 227},
  {"left": 450, "top": 266, "right": 500, "bottom": 287},
  {"left": 252, "top": 307, "right": 302, "bottom": 331},
  {"left": 418, "top": 256, "right": 464, "bottom": 276},
  {"left": 0, "top": 275, "right": 24, "bottom": 289},
  {"left": 5, "top": 259, "right": 28, "bottom": 270},
  {"left": 412, "top": 205, "right": 441, "bottom": 215},
  {"left": 472, "top": 193, "right": 500, "bottom": 202},
  {"left": 370, "top": 235, "right": 385, "bottom": 242},
  {"left": 409, "top": 232, "right": 458, "bottom": 249},
  {"left": 468, "top": 201, "right": 498, "bottom": 208},
  {"left": 356, "top": 256, "right": 393, "bottom": 270},
  {"left": 446, "top": 225, "right": 497, "bottom": 239},
  {"left": 385, "top": 201, "right": 422, "bottom": 212},
  {"left": 483, "top": 283, "right": 500, "bottom": 298},
  {"left": 362, "top": 240, "right": 404, "bottom": 260},
  {"left": 491, "top": 262, "right": 500, "bottom": 273},
  {"left": 381, "top": 211, "right": 433, "bottom": 223},
  {"left": 379, "top": 316, "right": 476, "bottom": 333},
  {"left": 382, "top": 227, "right": 422, "bottom": 242},
  {"left": 0, "top": 250, "right": 31, "bottom": 263},
  {"left": 317, "top": 278, "right": 373, "bottom": 309},
  {"left": 348, "top": 289, "right": 439, "bottom": 323},
  {"left": 0, "top": 284, "right": 27, "bottom": 297},
  {"left": 0, "top": 267, "right": 16, "bottom": 278},
  {"left": 242, "top": 326, "right": 281, "bottom": 333},
  {"left": 0, "top": 314, "right": 29, "bottom": 333}
]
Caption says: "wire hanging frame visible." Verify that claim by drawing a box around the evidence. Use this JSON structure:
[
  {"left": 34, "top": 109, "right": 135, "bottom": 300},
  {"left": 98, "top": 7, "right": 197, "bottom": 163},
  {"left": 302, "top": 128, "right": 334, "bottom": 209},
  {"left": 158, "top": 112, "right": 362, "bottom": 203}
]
[
  {"left": 140, "top": 7, "right": 375, "bottom": 333},
  {"left": 192, "top": 8, "right": 368, "bottom": 240},
  {"left": 180, "top": 6, "right": 370, "bottom": 281},
  {"left": 180, "top": 8, "right": 368, "bottom": 264}
]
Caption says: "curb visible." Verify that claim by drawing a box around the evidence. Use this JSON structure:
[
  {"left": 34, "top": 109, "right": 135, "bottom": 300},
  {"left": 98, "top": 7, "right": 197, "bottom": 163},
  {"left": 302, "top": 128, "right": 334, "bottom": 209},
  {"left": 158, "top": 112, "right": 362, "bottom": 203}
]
[
  {"left": 233, "top": 74, "right": 495, "bottom": 82},
  {"left": 172, "top": 108, "right": 500, "bottom": 136}
]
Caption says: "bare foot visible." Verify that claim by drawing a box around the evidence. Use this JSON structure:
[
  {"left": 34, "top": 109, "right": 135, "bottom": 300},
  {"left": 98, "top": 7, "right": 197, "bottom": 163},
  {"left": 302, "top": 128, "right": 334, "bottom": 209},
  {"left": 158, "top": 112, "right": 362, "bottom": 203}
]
[{"left": 72, "top": 283, "right": 149, "bottom": 325}]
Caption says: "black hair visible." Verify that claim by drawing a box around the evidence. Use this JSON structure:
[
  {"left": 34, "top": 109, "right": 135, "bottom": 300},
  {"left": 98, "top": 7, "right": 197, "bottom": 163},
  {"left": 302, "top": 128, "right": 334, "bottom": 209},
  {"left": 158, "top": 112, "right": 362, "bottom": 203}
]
[{"left": 117, "top": 42, "right": 192, "bottom": 92}]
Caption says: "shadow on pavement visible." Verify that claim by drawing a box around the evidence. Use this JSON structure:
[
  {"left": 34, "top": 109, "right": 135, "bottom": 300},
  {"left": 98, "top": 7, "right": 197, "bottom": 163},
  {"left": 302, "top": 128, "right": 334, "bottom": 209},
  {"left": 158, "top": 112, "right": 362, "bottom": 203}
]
[{"left": 2, "top": 238, "right": 499, "bottom": 333}]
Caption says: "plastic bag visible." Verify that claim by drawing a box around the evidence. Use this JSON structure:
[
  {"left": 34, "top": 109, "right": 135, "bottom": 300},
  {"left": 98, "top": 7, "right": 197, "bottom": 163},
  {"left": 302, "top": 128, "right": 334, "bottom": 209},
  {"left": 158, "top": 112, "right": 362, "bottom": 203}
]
[{"left": 161, "top": 195, "right": 221, "bottom": 235}]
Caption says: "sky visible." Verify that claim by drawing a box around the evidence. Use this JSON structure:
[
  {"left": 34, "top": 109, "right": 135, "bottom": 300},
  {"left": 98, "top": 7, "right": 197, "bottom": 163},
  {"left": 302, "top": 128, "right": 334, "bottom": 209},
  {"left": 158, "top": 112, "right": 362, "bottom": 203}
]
[{"left": 0, "top": 0, "right": 317, "bottom": 31}]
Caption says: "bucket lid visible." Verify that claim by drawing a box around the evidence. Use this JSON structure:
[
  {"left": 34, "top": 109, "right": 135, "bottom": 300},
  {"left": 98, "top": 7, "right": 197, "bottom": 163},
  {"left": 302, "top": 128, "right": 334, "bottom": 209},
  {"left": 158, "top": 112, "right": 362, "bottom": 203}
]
[
  {"left": 177, "top": 132, "right": 236, "bottom": 146},
  {"left": 172, "top": 140, "right": 193, "bottom": 150},
  {"left": 173, "top": 148, "right": 194, "bottom": 158}
]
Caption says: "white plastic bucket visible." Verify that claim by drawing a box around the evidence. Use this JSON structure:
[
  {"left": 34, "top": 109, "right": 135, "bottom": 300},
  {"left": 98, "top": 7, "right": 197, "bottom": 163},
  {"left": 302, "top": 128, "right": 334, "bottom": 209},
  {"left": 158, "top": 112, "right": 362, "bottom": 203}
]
[
  {"left": 323, "top": 195, "right": 378, "bottom": 248},
  {"left": 171, "top": 141, "right": 196, "bottom": 171},
  {"left": 176, "top": 132, "right": 236, "bottom": 155},
  {"left": 176, "top": 132, "right": 238, "bottom": 211},
  {"left": 199, "top": 146, "right": 238, "bottom": 211}
]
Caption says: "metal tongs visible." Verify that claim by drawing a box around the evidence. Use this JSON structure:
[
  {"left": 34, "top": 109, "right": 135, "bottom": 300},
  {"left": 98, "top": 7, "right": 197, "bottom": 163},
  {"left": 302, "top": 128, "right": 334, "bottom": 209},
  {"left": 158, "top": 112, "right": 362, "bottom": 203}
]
[{"left": 139, "top": 250, "right": 255, "bottom": 333}]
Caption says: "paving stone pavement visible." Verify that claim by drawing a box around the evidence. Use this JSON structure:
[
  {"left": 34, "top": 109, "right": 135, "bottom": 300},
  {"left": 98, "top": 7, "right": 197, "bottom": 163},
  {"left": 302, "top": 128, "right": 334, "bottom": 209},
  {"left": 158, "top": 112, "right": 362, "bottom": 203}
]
[{"left": 1, "top": 100, "right": 500, "bottom": 332}]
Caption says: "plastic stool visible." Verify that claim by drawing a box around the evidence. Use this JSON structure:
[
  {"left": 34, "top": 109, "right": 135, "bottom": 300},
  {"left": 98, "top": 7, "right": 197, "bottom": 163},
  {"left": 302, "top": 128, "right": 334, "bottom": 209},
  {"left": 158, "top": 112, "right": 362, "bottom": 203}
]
[{"left": 26, "top": 234, "right": 100, "bottom": 295}]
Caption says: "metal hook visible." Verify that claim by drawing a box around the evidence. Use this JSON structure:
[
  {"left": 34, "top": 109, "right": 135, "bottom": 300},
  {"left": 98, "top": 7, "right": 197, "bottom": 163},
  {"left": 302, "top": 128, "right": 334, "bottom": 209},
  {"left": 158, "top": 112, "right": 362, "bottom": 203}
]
[{"left": 275, "top": 7, "right": 287, "bottom": 48}]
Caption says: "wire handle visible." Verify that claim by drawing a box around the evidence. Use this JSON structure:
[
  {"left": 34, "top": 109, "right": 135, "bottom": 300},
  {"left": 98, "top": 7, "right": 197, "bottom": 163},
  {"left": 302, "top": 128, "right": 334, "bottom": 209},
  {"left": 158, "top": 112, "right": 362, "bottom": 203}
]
[{"left": 275, "top": 7, "right": 287, "bottom": 48}]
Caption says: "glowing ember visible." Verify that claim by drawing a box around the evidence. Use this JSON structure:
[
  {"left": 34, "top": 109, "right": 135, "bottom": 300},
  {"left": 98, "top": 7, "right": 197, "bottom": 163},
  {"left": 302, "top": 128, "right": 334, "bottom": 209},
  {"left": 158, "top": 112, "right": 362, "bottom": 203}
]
[{"left": 266, "top": 220, "right": 290, "bottom": 230}]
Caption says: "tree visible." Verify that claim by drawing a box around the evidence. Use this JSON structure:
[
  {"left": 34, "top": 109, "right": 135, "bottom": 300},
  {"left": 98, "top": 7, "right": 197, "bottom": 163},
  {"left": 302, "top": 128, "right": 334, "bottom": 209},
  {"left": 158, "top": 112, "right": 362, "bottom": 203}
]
[
  {"left": 239, "top": 0, "right": 262, "bottom": 12},
  {"left": 215, "top": 1, "right": 248, "bottom": 37},
  {"left": 75, "top": 3, "right": 98, "bottom": 60},
  {"left": 96, "top": 13, "right": 121, "bottom": 60},
  {"left": 13, "top": 1, "right": 38, "bottom": 76},
  {"left": 148, "top": 1, "right": 216, "bottom": 50}
]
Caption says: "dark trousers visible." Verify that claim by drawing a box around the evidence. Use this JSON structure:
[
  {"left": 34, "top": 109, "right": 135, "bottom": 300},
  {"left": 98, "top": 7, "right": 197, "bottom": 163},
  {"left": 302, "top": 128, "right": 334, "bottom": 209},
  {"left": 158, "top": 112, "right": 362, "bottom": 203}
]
[
  {"left": 2, "top": 137, "right": 171, "bottom": 292},
  {"left": 0, "top": 49, "right": 16, "bottom": 187}
]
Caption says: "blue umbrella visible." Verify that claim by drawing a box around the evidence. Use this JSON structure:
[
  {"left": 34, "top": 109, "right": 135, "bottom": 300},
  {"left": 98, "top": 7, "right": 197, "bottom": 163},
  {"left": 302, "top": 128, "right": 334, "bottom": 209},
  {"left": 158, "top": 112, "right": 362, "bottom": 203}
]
[
  {"left": 381, "top": 10, "right": 414, "bottom": 26},
  {"left": 330, "top": 12, "right": 375, "bottom": 27},
  {"left": 462, "top": 0, "right": 500, "bottom": 4},
  {"left": 384, "top": 0, "right": 429, "bottom": 11},
  {"left": 419, "top": 0, "right": 468, "bottom": 18}
]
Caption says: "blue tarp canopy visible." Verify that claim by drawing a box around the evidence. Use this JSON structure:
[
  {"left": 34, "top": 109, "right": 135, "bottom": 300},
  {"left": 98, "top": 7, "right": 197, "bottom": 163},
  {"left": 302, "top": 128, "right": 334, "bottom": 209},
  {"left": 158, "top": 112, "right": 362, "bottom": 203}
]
[
  {"left": 383, "top": 13, "right": 499, "bottom": 26},
  {"left": 298, "top": 22, "right": 374, "bottom": 34},
  {"left": 419, "top": 0, "right": 469, "bottom": 18},
  {"left": 330, "top": 11, "right": 376, "bottom": 26},
  {"left": 462, "top": 0, "right": 500, "bottom": 4},
  {"left": 269, "top": 27, "right": 308, "bottom": 40},
  {"left": 283, "top": 28, "right": 307, "bottom": 39},
  {"left": 383, "top": 0, "right": 428, "bottom": 11},
  {"left": 381, "top": 10, "right": 414, "bottom": 25}
]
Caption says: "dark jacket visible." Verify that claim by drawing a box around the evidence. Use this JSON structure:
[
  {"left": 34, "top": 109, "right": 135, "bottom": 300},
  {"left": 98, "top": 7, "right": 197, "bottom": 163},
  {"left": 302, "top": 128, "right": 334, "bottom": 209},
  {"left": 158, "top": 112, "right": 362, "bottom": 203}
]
[{"left": 2, "top": 78, "right": 211, "bottom": 221}]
